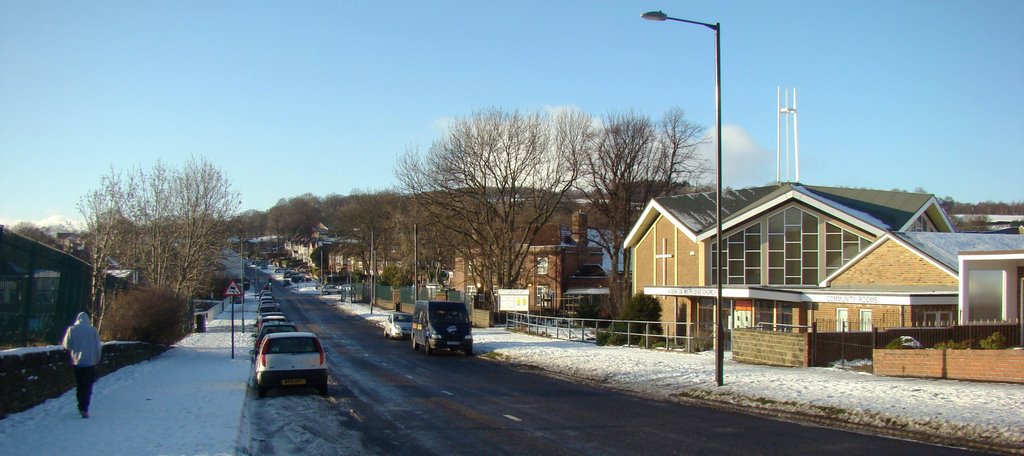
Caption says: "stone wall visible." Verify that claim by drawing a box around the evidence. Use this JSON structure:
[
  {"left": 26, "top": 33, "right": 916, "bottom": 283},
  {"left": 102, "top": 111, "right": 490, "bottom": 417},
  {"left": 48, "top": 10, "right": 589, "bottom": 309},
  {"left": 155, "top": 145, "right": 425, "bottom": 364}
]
[
  {"left": 873, "top": 348, "right": 1024, "bottom": 383},
  {"left": 0, "top": 342, "right": 168, "bottom": 418},
  {"left": 732, "top": 329, "right": 808, "bottom": 367}
]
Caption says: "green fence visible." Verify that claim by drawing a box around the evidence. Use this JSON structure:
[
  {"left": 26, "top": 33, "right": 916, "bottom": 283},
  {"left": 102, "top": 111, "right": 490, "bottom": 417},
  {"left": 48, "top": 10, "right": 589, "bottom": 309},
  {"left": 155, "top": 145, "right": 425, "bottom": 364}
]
[{"left": 0, "top": 227, "right": 92, "bottom": 347}]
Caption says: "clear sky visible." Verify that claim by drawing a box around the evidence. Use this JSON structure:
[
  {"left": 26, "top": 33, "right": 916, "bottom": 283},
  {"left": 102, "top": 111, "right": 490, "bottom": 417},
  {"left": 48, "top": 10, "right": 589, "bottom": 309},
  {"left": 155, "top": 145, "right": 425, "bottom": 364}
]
[{"left": 2, "top": 1, "right": 1022, "bottom": 228}]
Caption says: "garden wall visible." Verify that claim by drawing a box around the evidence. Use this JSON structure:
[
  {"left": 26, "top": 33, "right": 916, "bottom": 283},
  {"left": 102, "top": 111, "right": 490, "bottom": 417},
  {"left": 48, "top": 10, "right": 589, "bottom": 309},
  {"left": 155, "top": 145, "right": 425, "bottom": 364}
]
[
  {"left": 731, "top": 329, "right": 809, "bottom": 367},
  {"left": 873, "top": 348, "right": 1024, "bottom": 383},
  {"left": 0, "top": 342, "right": 168, "bottom": 418}
]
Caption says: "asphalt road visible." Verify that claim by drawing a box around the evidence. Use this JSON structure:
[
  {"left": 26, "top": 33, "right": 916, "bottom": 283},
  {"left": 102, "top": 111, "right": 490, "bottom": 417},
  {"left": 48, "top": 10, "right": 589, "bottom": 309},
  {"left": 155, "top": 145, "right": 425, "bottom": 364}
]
[{"left": 245, "top": 276, "right": 986, "bottom": 456}]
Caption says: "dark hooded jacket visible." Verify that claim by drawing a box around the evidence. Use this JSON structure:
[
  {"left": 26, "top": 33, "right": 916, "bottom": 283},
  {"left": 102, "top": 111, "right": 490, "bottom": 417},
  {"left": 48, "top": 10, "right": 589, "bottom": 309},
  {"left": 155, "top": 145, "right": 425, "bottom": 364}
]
[{"left": 63, "top": 312, "right": 102, "bottom": 367}]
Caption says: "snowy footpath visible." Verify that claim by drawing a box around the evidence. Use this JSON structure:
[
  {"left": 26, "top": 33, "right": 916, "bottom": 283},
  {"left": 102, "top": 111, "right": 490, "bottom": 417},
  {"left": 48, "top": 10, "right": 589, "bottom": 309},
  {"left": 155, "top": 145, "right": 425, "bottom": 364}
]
[
  {"left": 0, "top": 309, "right": 255, "bottom": 456},
  {"left": 2, "top": 288, "right": 1023, "bottom": 455}
]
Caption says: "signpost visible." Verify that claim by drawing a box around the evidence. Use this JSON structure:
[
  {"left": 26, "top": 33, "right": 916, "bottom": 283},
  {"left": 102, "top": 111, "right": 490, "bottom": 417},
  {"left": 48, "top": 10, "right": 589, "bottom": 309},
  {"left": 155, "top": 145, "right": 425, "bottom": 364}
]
[{"left": 225, "top": 280, "right": 243, "bottom": 359}]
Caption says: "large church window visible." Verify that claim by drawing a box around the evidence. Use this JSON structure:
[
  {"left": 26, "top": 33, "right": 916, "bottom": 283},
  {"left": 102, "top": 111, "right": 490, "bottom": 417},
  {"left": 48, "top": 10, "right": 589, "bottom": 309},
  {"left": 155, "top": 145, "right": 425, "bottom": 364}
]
[
  {"left": 825, "top": 223, "right": 871, "bottom": 276},
  {"left": 712, "top": 223, "right": 761, "bottom": 285},
  {"left": 768, "top": 207, "right": 819, "bottom": 285}
]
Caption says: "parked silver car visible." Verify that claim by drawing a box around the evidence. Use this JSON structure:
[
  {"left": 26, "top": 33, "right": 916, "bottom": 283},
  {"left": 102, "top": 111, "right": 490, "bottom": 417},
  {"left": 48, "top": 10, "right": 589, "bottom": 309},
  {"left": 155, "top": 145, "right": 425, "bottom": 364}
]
[{"left": 383, "top": 312, "right": 412, "bottom": 339}]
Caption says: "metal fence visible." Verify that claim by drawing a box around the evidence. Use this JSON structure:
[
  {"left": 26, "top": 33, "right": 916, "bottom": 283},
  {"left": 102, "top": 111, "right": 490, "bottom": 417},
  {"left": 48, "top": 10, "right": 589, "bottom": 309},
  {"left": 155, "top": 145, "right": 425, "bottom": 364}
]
[
  {"left": 753, "top": 319, "right": 1023, "bottom": 367},
  {"left": 506, "top": 312, "right": 716, "bottom": 352},
  {"left": 0, "top": 227, "right": 92, "bottom": 347}
]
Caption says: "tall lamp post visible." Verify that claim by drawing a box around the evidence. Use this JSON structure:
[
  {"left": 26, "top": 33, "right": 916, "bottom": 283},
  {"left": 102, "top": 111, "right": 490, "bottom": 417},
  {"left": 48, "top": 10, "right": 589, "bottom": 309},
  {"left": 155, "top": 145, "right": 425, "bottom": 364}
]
[{"left": 642, "top": 10, "right": 725, "bottom": 386}]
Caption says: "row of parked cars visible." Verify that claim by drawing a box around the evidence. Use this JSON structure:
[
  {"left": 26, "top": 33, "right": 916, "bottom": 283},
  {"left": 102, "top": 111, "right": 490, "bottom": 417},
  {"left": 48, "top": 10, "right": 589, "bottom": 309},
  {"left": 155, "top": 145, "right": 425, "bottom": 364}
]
[{"left": 251, "top": 289, "right": 329, "bottom": 398}]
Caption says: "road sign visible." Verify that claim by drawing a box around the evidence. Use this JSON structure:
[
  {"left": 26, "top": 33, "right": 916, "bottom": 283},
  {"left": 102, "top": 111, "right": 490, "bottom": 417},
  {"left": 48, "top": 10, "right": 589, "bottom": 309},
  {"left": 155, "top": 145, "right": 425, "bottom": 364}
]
[{"left": 224, "top": 280, "right": 243, "bottom": 297}]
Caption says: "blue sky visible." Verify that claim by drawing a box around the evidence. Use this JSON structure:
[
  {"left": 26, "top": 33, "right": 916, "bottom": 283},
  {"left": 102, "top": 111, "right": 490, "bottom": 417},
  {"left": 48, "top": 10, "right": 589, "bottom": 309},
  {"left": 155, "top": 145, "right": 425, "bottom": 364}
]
[{"left": 2, "top": 1, "right": 1022, "bottom": 227}]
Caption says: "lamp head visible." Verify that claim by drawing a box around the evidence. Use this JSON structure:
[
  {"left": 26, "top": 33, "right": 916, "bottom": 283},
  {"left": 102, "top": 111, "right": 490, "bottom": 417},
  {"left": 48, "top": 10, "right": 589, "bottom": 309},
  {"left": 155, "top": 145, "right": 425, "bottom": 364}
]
[{"left": 641, "top": 11, "right": 668, "bottom": 21}]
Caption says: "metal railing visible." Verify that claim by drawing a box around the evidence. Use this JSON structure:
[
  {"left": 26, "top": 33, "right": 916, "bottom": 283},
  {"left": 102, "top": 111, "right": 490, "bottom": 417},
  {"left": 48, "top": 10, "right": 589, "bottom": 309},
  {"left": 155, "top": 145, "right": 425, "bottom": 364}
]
[{"left": 506, "top": 312, "right": 715, "bottom": 352}]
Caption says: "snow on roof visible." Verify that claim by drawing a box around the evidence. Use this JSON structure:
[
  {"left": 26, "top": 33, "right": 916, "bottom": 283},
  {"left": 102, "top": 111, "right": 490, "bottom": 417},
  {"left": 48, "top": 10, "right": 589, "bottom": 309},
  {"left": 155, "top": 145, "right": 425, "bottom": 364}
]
[{"left": 895, "top": 232, "right": 1024, "bottom": 271}]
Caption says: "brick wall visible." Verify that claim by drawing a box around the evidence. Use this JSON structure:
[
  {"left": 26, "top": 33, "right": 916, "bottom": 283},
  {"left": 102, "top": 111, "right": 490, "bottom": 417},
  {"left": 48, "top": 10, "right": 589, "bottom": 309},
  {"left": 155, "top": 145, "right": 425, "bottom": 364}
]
[
  {"left": 873, "top": 349, "right": 1024, "bottom": 384},
  {"left": 0, "top": 342, "right": 168, "bottom": 418},
  {"left": 832, "top": 239, "right": 957, "bottom": 287},
  {"left": 732, "top": 329, "right": 808, "bottom": 367}
]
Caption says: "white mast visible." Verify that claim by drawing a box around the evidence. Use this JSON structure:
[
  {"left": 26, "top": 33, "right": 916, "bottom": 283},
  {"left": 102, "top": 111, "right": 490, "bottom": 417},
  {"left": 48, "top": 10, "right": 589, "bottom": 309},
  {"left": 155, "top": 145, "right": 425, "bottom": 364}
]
[
  {"left": 777, "top": 86, "right": 800, "bottom": 183},
  {"left": 793, "top": 88, "right": 800, "bottom": 183}
]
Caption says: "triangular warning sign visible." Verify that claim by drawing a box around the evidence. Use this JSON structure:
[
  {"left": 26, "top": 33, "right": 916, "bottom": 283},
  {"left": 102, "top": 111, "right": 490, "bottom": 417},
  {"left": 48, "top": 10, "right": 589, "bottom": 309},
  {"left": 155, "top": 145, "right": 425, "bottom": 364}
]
[{"left": 224, "top": 280, "right": 243, "bottom": 296}]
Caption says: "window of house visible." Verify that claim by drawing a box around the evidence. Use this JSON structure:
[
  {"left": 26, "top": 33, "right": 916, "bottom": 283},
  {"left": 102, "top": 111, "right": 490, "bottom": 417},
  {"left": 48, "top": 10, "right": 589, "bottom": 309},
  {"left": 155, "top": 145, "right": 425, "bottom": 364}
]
[
  {"left": 698, "top": 298, "right": 715, "bottom": 325},
  {"left": 967, "top": 270, "right": 1004, "bottom": 321},
  {"left": 768, "top": 207, "right": 819, "bottom": 285},
  {"left": 859, "top": 309, "right": 872, "bottom": 331},
  {"left": 536, "top": 257, "right": 549, "bottom": 276},
  {"left": 908, "top": 215, "right": 938, "bottom": 232},
  {"left": 536, "top": 285, "right": 550, "bottom": 306},
  {"left": 755, "top": 300, "right": 773, "bottom": 327},
  {"left": 712, "top": 223, "right": 761, "bottom": 285},
  {"left": 824, "top": 223, "right": 871, "bottom": 276},
  {"left": 778, "top": 304, "right": 794, "bottom": 326}
]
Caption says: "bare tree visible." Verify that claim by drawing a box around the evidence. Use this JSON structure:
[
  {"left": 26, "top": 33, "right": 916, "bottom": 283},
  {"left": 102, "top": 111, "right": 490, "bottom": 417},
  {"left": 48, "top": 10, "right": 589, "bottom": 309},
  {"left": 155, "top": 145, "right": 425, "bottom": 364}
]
[
  {"left": 579, "top": 108, "right": 707, "bottom": 317},
  {"left": 80, "top": 157, "right": 238, "bottom": 303},
  {"left": 395, "top": 108, "right": 590, "bottom": 307},
  {"left": 78, "top": 170, "right": 130, "bottom": 329}
]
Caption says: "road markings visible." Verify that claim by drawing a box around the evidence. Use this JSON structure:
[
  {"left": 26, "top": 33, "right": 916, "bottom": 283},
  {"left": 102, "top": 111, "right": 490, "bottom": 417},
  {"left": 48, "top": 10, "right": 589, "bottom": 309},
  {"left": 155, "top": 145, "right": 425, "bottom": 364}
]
[
  {"left": 441, "top": 390, "right": 454, "bottom": 396},
  {"left": 503, "top": 414, "right": 522, "bottom": 422}
]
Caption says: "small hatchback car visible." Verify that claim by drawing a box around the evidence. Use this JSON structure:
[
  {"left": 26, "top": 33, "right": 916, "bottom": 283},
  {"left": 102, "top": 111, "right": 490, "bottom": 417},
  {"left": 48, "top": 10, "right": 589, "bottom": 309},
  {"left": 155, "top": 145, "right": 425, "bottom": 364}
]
[
  {"left": 253, "top": 332, "right": 328, "bottom": 397},
  {"left": 383, "top": 312, "right": 412, "bottom": 339}
]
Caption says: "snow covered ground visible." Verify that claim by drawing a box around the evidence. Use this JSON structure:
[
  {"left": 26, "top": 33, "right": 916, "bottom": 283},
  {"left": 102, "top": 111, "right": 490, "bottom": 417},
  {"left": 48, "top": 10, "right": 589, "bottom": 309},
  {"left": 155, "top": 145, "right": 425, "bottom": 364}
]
[{"left": 2, "top": 283, "right": 1022, "bottom": 455}]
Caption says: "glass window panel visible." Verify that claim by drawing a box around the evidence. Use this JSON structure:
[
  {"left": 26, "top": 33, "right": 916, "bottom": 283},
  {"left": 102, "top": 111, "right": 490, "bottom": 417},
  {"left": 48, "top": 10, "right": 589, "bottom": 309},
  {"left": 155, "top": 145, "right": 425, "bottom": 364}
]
[
  {"left": 769, "top": 252, "right": 784, "bottom": 268},
  {"left": 785, "top": 229, "right": 800, "bottom": 243},
  {"left": 769, "top": 235, "right": 783, "bottom": 250},
  {"left": 802, "top": 269, "right": 818, "bottom": 284},
  {"left": 746, "top": 270, "right": 760, "bottom": 284},
  {"left": 769, "top": 214, "right": 784, "bottom": 233},
  {"left": 802, "top": 252, "right": 817, "bottom": 267},
  {"left": 785, "top": 260, "right": 800, "bottom": 276},
  {"left": 745, "top": 233, "right": 759, "bottom": 250},
  {"left": 826, "top": 252, "right": 842, "bottom": 269},
  {"left": 803, "top": 234, "right": 818, "bottom": 249},
  {"left": 826, "top": 233, "right": 841, "bottom": 250},
  {"left": 745, "top": 251, "right": 760, "bottom": 265},
  {"left": 843, "top": 243, "right": 859, "bottom": 259},
  {"left": 967, "top": 270, "right": 1003, "bottom": 320},
  {"left": 802, "top": 213, "right": 817, "bottom": 231},
  {"left": 729, "top": 245, "right": 743, "bottom": 259},
  {"left": 843, "top": 231, "right": 857, "bottom": 242},
  {"left": 769, "top": 268, "right": 784, "bottom": 284},
  {"left": 785, "top": 276, "right": 801, "bottom": 285},
  {"left": 785, "top": 242, "right": 800, "bottom": 257},
  {"left": 826, "top": 223, "right": 840, "bottom": 234},
  {"left": 785, "top": 207, "right": 801, "bottom": 224}
]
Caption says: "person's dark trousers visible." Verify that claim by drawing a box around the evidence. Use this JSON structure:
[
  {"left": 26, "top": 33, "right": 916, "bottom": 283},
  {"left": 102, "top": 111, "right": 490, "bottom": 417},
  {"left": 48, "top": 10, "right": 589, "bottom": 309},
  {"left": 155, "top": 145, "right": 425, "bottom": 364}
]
[{"left": 73, "top": 366, "right": 96, "bottom": 415}]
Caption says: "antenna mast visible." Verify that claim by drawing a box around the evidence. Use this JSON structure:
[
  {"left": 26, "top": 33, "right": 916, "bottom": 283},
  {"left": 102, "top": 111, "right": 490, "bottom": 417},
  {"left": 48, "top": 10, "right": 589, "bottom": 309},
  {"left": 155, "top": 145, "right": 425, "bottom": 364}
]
[{"left": 777, "top": 86, "right": 800, "bottom": 183}]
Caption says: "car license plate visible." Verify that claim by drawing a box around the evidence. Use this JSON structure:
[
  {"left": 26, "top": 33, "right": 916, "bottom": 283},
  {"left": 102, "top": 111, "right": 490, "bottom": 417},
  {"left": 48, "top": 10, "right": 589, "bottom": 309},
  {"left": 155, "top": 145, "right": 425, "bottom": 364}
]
[
  {"left": 446, "top": 341, "right": 461, "bottom": 346},
  {"left": 282, "top": 378, "right": 306, "bottom": 386}
]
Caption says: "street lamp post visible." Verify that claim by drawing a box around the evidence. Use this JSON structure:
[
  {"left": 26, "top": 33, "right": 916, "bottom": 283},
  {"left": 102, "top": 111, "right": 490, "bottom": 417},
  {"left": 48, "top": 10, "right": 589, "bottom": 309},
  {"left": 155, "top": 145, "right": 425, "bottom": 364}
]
[{"left": 642, "top": 10, "right": 725, "bottom": 387}]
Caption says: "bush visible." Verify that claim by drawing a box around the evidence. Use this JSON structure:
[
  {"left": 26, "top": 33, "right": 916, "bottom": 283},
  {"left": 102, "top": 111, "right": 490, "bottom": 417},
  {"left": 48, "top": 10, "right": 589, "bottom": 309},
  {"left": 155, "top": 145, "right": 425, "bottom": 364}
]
[
  {"left": 101, "top": 286, "right": 188, "bottom": 345},
  {"left": 934, "top": 339, "right": 973, "bottom": 350},
  {"left": 885, "top": 336, "right": 922, "bottom": 349},
  {"left": 574, "top": 300, "right": 601, "bottom": 320},
  {"left": 980, "top": 332, "right": 1007, "bottom": 349}
]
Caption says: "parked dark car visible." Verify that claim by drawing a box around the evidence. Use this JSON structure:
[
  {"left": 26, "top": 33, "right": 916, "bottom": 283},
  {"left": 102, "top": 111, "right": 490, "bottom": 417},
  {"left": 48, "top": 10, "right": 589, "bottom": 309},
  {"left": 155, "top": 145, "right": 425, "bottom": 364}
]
[
  {"left": 411, "top": 301, "right": 473, "bottom": 356},
  {"left": 252, "top": 321, "right": 297, "bottom": 349}
]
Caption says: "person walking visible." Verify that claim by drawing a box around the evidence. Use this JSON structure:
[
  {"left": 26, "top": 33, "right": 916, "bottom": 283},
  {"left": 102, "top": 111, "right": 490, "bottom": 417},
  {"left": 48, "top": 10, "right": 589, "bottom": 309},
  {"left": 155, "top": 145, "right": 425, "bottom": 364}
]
[{"left": 63, "top": 312, "right": 102, "bottom": 418}]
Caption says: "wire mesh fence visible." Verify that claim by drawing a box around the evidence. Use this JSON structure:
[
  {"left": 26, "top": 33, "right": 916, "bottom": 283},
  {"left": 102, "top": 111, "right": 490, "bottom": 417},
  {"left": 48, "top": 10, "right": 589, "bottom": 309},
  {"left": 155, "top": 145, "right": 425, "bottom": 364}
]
[{"left": 0, "top": 227, "right": 92, "bottom": 347}]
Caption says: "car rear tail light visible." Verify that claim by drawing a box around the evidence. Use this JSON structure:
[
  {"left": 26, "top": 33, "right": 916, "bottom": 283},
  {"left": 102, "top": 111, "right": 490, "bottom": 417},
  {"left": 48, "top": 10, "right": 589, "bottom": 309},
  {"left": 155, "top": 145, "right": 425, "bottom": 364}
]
[
  {"left": 314, "top": 338, "right": 325, "bottom": 365},
  {"left": 259, "top": 344, "right": 267, "bottom": 367}
]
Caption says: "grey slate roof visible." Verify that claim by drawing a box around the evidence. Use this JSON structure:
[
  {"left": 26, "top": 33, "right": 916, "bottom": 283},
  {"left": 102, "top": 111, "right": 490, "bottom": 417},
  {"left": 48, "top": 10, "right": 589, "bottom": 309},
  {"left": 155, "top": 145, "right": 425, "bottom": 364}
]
[
  {"left": 653, "top": 183, "right": 936, "bottom": 234},
  {"left": 893, "top": 232, "right": 1024, "bottom": 271}
]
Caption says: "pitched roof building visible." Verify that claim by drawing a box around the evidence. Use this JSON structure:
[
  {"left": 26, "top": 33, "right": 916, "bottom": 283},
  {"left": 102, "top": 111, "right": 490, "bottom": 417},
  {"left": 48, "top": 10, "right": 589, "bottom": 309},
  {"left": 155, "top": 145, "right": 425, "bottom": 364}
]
[{"left": 625, "top": 183, "right": 1023, "bottom": 346}]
